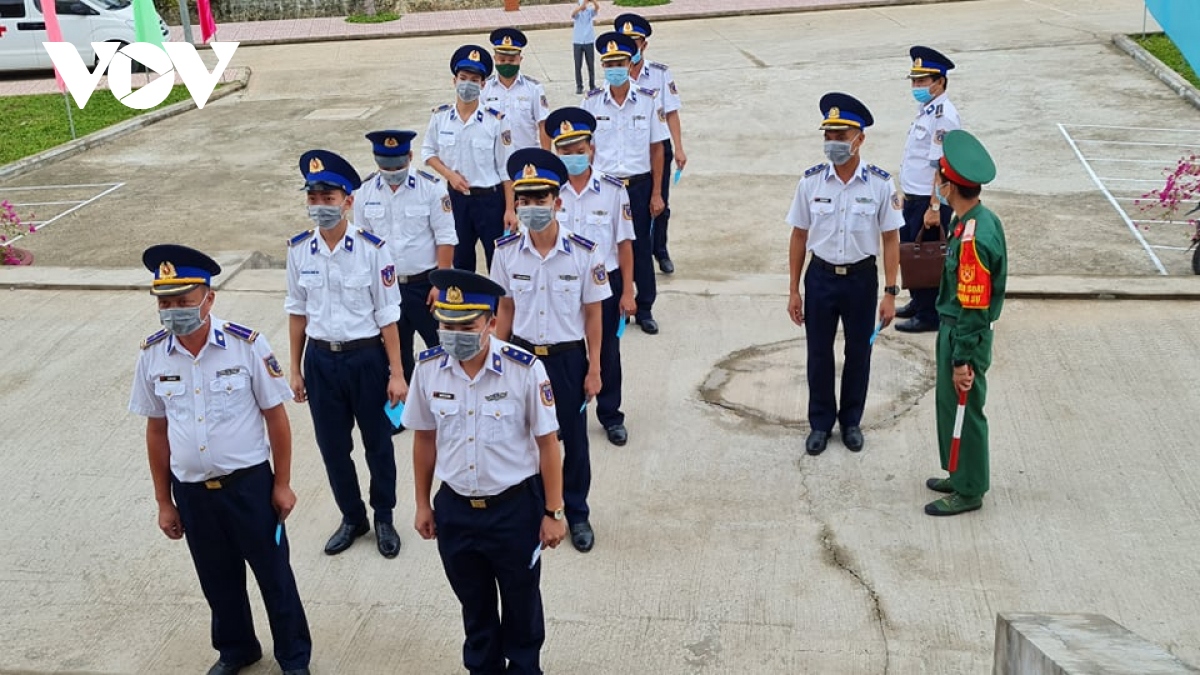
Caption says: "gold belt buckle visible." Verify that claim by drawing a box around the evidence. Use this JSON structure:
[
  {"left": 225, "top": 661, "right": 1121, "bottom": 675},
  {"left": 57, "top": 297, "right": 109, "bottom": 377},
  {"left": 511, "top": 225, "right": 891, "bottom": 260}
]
[
  {"left": 329, "top": 341, "right": 344, "bottom": 352},
  {"left": 835, "top": 265, "right": 848, "bottom": 276},
  {"left": 469, "top": 498, "right": 487, "bottom": 509},
  {"left": 204, "top": 479, "right": 222, "bottom": 490},
  {"left": 534, "top": 345, "right": 549, "bottom": 356}
]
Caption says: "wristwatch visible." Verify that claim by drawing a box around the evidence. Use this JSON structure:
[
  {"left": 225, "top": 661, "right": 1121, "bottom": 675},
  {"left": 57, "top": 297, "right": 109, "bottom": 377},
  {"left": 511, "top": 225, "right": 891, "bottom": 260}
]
[
  {"left": 928, "top": 202, "right": 941, "bottom": 211},
  {"left": 544, "top": 506, "right": 565, "bottom": 521},
  {"left": 883, "top": 285, "right": 900, "bottom": 296}
]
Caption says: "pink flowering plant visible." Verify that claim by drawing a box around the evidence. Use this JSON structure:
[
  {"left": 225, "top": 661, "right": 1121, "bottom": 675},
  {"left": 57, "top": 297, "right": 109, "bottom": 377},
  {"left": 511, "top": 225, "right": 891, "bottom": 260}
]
[
  {"left": 0, "top": 200, "right": 36, "bottom": 265},
  {"left": 1138, "top": 154, "right": 1200, "bottom": 274}
]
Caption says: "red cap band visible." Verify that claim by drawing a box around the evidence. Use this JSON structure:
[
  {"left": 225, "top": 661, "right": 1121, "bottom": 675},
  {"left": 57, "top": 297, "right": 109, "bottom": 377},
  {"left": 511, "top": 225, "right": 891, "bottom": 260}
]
[{"left": 940, "top": 156, "right": 979, "bottom": 188}]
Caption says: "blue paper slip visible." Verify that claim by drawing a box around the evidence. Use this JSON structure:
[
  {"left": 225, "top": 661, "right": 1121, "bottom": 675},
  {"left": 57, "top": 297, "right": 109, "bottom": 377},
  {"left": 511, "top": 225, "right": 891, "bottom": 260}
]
[
  {"left": 868, "top": 321, "right": 884, "bottom": 345},
  {"left": 274, "top": 522, "right": 283, "bottom": 546},
  {"left": 673, "top": 167, "right": 683, "bottom": 185},
  {"left": 384, "top": 401, "right": 405, "bottom": 427},
  {"left": 616, "top": 313, "right": 627, "bottom": 339},
  {"left": 579, "top": 401, "right": 588, "bottom": 413},
  {"left": 529, "top": 543, "right": 543, "bottom": 569}
]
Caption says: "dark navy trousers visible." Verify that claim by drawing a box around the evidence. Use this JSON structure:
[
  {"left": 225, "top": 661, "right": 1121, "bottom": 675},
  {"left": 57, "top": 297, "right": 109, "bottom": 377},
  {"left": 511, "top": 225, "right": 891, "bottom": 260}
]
[
  {"left": 304, "top": 341, "right": 396, "bottom": 526},
  {"left": 172, "top": 462, "right": 311, "bottom": 670},
  {"left": 624, "top": 175, "right": 657, "bottom": 321},
  {"left": 535, "top": 345, "right": 590, "bottom": 524},
  {"left": 652, "top": 139, "right": 673, "bottom": 261},
  {"left": 434, "top": 478, "right": 546, "bottom": 675},
  {"left": 901, "top": 196, "right": 953, "bottom": 325},
  {"left": 397, "top": 277, "right": 440, "bottom": 383},
  {"left": 803, "top": 260, "right": 878, "bottom": 433},
  {"left": 595, "top": 270, "right": 625, "bottom": 429},
  {"left": 450, "top": 189, "right": 506, "bottom": 273}
]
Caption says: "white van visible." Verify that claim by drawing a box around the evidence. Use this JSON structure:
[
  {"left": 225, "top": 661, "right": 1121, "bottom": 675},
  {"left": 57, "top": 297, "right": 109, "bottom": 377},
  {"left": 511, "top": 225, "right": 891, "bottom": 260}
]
[{"left": 0, "top": 0, "right": 168, "bottom": 71}]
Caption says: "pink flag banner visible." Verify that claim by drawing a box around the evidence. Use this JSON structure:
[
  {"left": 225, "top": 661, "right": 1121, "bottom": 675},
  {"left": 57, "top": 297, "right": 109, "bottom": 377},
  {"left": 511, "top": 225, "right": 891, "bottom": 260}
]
[{"left": 198, "top": 0, "right": 217, "bottom": 43}]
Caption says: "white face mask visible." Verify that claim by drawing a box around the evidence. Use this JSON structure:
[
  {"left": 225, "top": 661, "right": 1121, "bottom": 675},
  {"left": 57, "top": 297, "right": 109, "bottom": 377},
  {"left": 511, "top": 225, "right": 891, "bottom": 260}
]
[
  {"left": 308, "top": 205, "right": 344, "bottom": 229},
  {"left": 456, "top": 80, "right": 482, "bottom": 102},
  {"left": 159, "top": 291, "right": 210, "bottom": 336},
  {"left": 438, "top": 326, "right": 487, "bottom": 361}
]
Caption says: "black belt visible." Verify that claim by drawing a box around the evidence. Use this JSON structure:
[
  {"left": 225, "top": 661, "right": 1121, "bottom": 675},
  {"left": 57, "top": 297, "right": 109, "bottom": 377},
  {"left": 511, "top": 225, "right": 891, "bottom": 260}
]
[
  {"left": 618, "top": 172, "right": 652, "bottom": 186},
  {"left": 396, "top": 268, "right": 433, "bottom": 285},
  {"left": 904, "top": 193, "right": 931, "bottom": 202},
  {"left": 183, "top": 461, "right": 267, "bottom": 491},
  {"left": 510, "top": 335, "right": 585, "bottom": 357},
  {"left": 468, "top": 184, "right": 501, "bottom": 195},
  {"left": 811, "top": 255, "right": 876, "bottom": 276},
  {"left": 445, "top": 479, "right": 528, "bottom": 509},
  {"left": 309, "top": 335, "right": 381, "bottom": 352}
]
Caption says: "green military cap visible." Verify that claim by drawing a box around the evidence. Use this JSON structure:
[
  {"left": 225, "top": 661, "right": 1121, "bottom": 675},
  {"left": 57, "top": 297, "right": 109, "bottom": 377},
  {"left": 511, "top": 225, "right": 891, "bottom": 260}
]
[{"left": 939, "top": 130, "right": 996, "bottom": 187}]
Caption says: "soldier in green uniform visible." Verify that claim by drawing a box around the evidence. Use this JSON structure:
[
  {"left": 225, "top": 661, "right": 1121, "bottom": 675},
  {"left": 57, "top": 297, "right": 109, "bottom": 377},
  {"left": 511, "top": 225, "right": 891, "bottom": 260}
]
[{"left": 924, "top": 130, "right": 1006, "bottom": 516}]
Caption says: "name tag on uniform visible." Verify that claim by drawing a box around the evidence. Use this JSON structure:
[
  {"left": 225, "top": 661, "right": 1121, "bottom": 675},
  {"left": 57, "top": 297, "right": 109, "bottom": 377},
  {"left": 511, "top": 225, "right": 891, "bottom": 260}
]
[
  {"left": 158, "top": 375, "right": 181, "bottom": 381},
  {"left": 559, "top": 275, "right": 578, "bottom": 281},
  {"left": 813, "top": 197, "right": 832, "bottom": 203},
  {"left": 592, "top": 210, "right": 608, "bottom": 216},
  {"left": 596, "top": 116, "right": 611, "bottom": 121},
  {"left": 433, "top": 392, "right": 456, "bottom": 400},
  {"left": 513, "top": 274, "right": 532, "bottom": 281}
]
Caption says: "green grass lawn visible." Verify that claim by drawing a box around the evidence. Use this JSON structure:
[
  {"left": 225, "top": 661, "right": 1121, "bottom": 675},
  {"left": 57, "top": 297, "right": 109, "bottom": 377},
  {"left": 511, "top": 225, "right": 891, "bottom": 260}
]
[
  {"left": 346, "top": 11, "right": 400, "bottom": 22},
  {"left": 613, "top": 0, "right": 670, "bottom": 7},
  {"left": 1133, "top": 33, "right": 1200, "bottom": 89},
  {"left": 0, "top": 85, "right": 194, "bottom": 165}
]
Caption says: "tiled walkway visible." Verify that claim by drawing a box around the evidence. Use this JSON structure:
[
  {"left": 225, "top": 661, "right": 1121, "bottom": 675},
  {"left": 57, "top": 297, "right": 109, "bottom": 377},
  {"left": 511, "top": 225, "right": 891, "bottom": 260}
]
[{"left": 2, "top": 0, "right": 906, "bottom": 96}]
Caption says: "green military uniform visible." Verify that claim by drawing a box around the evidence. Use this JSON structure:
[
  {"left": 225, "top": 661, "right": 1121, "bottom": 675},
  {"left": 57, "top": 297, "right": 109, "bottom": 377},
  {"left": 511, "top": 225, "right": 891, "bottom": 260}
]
[{"left": 925, "top": 130, "right": 1006, "bottom": 516}]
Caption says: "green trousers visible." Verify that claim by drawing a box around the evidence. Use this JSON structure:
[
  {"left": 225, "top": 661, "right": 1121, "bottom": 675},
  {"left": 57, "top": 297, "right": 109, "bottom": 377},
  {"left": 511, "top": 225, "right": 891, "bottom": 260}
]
[{"left": 935, "top": 323, "right": 993, "bottom": 498}]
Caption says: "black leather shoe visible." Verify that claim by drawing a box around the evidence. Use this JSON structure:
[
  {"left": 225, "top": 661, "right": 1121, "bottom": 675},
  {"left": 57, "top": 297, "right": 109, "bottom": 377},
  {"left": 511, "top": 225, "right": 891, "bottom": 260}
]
[
  {"left": 605, "top": 424, "right": 628, "bottom": 446},
  {"left": 841, "top": 426, "right": 864, "bottom": 452},
  {"left": 282, "top": 670, "right": 311, "bottom": 675},
  {"left": 638, "top": 317, "right": 659, "bottom": 334},
  {"left": 805, "top": 430, "right": 830, "bottom": 456},
  {"left": 324, "top": 521, "right": 369, "bottom": 555},
  {"left": 895, "top": 301, "right": 916, "bottom": 319},
  {"left": 206, "top": 656, "right": 261, "bottom": 675},
  {"left": 375, "top": 521, "right": 401, "bottom": 558},
  {"left": 570, "top": 521, "right": 595, "bottom": 552},
  {"left": 658, "top": 257, "right": 675, "bottom": 274},
  {"left": 894, "top": 317, "right": 938, "bottom": 333}
]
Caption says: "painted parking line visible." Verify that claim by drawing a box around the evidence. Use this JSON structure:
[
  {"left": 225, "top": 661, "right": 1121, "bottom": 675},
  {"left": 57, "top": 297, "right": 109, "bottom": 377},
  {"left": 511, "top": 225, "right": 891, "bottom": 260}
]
[{"left": 0, "top": 182, "right": 124, "bottom": 246}]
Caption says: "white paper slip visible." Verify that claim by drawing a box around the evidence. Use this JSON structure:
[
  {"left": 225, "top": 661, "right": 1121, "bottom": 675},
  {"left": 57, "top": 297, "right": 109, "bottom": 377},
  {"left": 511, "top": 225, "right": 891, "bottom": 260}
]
[{"left": 529, "top": 543, "right": 543, "bottom": 569}]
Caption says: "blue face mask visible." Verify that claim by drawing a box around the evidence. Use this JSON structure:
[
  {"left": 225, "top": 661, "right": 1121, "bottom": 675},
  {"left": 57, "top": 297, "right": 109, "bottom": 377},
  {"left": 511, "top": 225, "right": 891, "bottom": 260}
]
[
  {"left": 935, "top": 182, "right": 949, "bottom": 206},
  {"left": 912, "top": 86, "right": 934, "bottom": 104},
  {"left": 604, "top": 66, "right": 629, "bottom": 87},
  {"left": 632, "top": 51, "right": 643, "bottom": 65},
  {"left": 560, "top": 154, "right": 590, "bottom": 176}
]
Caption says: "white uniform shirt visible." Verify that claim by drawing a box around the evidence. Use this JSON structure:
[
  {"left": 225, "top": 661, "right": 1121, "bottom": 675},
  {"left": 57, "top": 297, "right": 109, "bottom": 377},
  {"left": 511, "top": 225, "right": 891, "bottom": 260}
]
[
  {"left": 353, "top": 170, "right": 458, "bottom": 276},
  {"left": 421, "top": 103, "right": 513, "bottom": 188},
  {"left": 128, "top": 316, "right": 292, "bottom": 483},
  {"left": 633, "top": 60, "right": 681, "bottom": 114},
  {"left": 899, "top": 94, "right": 962, "bottom": 196},
  {"left": 401, "top": 338, "right": 559, "bottom": 496},
  {"left": 284, "top": 228, "right": 402, "bottom": 341},
  {"left": 579, "top": 85, "right": 669, "bottom": 177},
  {"left": 786, "top": 161, "right": 905, "bottom": 265},
  {"left": 482, "top": 74, "right": 550, "bottom": 151},
  {"left": 490, "top": 228, "right": 612, "bottom": 344},
  {"left": 556, "top": 172, "right": 635, "bottom": 272}
]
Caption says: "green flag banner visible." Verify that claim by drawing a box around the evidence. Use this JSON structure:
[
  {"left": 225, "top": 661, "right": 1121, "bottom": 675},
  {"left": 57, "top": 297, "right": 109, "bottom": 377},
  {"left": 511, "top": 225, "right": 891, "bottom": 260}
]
[{"left": 133, "top": 0, "right": 164, "bottom": 46}]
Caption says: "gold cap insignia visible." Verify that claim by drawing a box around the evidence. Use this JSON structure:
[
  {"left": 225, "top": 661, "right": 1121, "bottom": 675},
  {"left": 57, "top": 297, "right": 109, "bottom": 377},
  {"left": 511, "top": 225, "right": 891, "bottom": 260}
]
[
  {"left": 446, "top": 286, "right": 464, "bottom": 304},
  {"left": 560, "top": 120, "right": 575, "bottom": 135},
  {"left": 522, "top": 164, "right": 538, "bottom": 179},
  {"left": 623, "top": 21, "right": 634, "bottom": 33},
  {"left": 828, "top": 106, "right": 840, "bottom": 119},
  {"left": 468, "top": 49, "right": 481, "bottom": 62},
  {"left": 501, "top": 35, "right": 513, "bottom": 47},
  {"left": 383, "top": 137, "right": 399, "bottom": 148},
  {"left": 606, "top": 40, "right": 618, "bottom": 54},
  {"left": 913, "top": 58, "right": 923, "bottom": 68},
  {"left": 159, "top": 261, "right": 177, "bottom": 279},
  {"left": 309, "top": 157, "right": 324, "bottom": 173}
]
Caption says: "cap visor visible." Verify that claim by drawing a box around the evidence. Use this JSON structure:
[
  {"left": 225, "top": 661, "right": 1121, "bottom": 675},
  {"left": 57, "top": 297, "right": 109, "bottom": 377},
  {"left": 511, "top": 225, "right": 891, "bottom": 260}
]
[
  {"left": 433, "top": 308, "right": 486, "bottom": 324},
  {"left": 150, "top": 282, "right": 203, "bottom": 297}
]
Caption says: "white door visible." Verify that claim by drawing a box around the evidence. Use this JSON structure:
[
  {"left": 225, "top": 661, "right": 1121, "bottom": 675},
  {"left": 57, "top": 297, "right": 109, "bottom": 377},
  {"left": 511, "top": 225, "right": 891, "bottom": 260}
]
[{"left": 0, "top": 0, "right": 43, "bottom": 70}]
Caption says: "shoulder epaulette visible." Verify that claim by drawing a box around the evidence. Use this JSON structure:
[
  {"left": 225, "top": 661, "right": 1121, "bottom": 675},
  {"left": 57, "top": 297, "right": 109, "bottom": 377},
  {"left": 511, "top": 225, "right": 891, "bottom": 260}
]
[
  {"left": 568, "top": 233, "right": 597, "bottom": 251},
  {"left": 223, "top": 322, "right": 259, "bottom": 343},
  {"left": 288, "top": 229, "right": 314, "bottom": 247},
  {"left": 804, "top": 163, "right": 827, "bottom": 177},
  {"left": 362, "top": 171, "right": 378, "bottom": 183},
  {"left": 140, "top": 328, "right": 169, "bottom": 350},
  {"left": 636, "top": 86, "right": 657, "bottom": 97},
  {"left": 486, "top": 107, "right": 505, "bottom": 119},
  {"left": 648, "top": 61, "right": 669, "bottom": 71},
  {"left": 418, "top": 345, "right": 445, "bottom": 362},
  {"left": 601, "top": 173, "right": 625, "bottom": 188},
  {"left": 432, "top": 103, "right": 452, "bottom": 113},
  {"left": 417, "top": 169, "right": 441, "bottom": 184},
  {"left": 523, "top": 75, "right": 541, "bottom": 84},
  {"left": 586, "top": 87, "right": 604, "bottom": 98},
  {"left": 501, "top": 345, "right": 536, "bottom": 367},
  {"left": 495, "top": 231, "right": 522, "bottom": 248},
  {"left": 867, "top": 164, "right": 891, "bottom": 180},
  {"left": 357, "top": 229, "right": 386, "bottom": 248}
]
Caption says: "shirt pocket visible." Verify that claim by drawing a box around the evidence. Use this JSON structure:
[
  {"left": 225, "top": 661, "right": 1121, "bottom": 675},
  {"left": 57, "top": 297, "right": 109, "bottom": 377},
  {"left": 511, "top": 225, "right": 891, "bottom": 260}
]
[
  {"left": 583, "top": 214, "right": 611, "bottom": 251},
  {"left": 632, "top": 115, "right": 649, "bottom": 131},
  {"left": 472, "top": 138, "right": 495, "bottom": 164},
  {"left": 480, "top": 400, "right": 519, "bottom": 444},
  {"left": 849, "top": 201, "right": 878, "bottom": 231},
  {"left": 154, "top": 380, "right": 189, "bottom": 421},
  {"left": 342, "top": 272, "right": 374, "bottom": 310},
  {"left": 912, "top": 123, "right": 930, "bottom": 140},
  {"left": 551, "top": 278, "right": 582, "bottom": 314},
  {"left": 363, "top": 204, "right": 387, "bottom": 224},
  {"left": 430, "top": 399, "right": 462, "bottom": 437},
  {"left": 208, "top": 372, "right": 251, "bottom": 425},
  {"left": 509, "top": 277, "right": 535, "bottom": 301},
  {"left": 809, "top": 201, "right": 836, "bottom": 224},
  {"left": 402, "top": 205, "right": 432, "bottom": 236}
]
